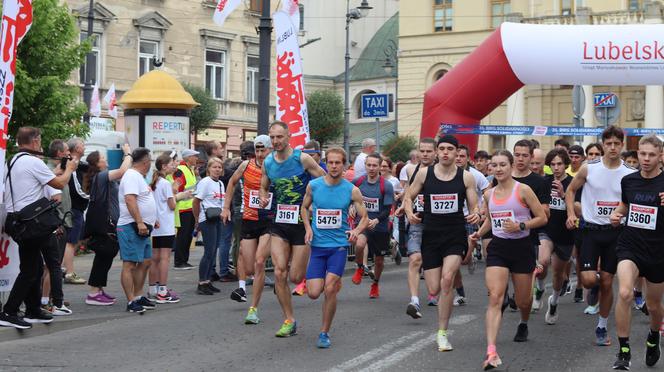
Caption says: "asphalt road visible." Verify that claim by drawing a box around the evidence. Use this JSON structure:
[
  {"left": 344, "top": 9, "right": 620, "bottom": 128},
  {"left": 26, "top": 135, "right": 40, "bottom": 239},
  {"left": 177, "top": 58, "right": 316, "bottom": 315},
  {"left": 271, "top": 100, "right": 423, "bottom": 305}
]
[{"left": 0, "top": 249, "right": 658, "bottom": 372}]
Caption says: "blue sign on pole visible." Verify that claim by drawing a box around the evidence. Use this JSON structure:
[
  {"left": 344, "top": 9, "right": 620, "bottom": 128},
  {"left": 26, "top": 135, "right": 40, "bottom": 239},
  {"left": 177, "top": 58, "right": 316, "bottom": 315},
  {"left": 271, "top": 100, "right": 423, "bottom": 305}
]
[
  {"left": 593, "top": 93, "right": 616, "bottom": 108},
  {"left": 361, "top": 93, "right": 389, "bottom": 118}
]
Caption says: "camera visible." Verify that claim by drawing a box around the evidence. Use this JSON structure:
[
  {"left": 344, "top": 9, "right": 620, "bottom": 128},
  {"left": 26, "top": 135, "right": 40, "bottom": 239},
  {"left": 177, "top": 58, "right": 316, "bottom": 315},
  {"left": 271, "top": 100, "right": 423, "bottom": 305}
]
[{"left": 60, "top": 155, "right": 72, "bottom": 170}]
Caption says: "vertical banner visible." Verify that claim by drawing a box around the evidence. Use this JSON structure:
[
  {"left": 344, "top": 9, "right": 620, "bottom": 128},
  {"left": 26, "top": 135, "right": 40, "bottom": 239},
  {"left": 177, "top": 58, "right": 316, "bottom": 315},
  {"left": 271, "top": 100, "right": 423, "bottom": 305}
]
[
  {"left": 274, "top": 11, "right": 309, "bottom": 149},
  {"left": 213, "top": 0, "right": 242, "bottom": 27},
  {"left": 281, "top": 0, "right": 300, "bottom": 33},
  {"left": 90, "top": 83, "right": 101, "bottom": 117},
  {"left": 0, "top": 0, "right": 33, "bottom": 292},
  {"left": 104, "top": 83, "right": 117, "bottom": 119}
]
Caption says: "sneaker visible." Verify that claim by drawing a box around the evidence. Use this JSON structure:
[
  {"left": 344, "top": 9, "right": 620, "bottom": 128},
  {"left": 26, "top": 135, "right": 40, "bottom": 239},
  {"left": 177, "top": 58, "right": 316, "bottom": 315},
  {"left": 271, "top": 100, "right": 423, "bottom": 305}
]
[
  {"left": 136, "top": 296, "right": 157, "bottom": 310},
  {"left": 351, "top": 267, "right": 364, "bottom": 285},
  {"left": 101, "top": 290, "right": 116, "bottom": 301},
  {"left": 565, "top": 281, "right": 573, "bottom": 295},
  {"left": 453, "top": 295, "right": 466, "bottom": 307},
  {"left": 513, "top": 323, "right": 528, "bottom": 342},
  {"left": 483, "top": 352, "right": 502, "bottom": 370},
  {"left": 220, "top": 273, "right": 238, "bottom": 282},
  {"left": 588, "top": 285, "right": 600, "bottom": 306},
  {"left": 264, "top": 276, "right": 275, "bottom": 287},
  {"left": 635, "top": 295, "right": 645, "bottom": 310},
  {"left": 245, "top": 307, "right": 260, "bottom": 325},
  {"left": 369, "top": 283, "right": 380, "bottom": 299},
  {"left": 367, "top": 268, "right": 376, "bottom": 281},
  {"left": 468, "top": 256, "right": 477, "bottom": 275},
  {"left": 0, "top": 312, "right": 32, "bottom": 329},
  {"left": 317, "top": 332, "right": 331, "bottom": 348},
  {"left": 207, "top": 283, "right": 221, "bottom": 293},
  {"left": 646, "top": 336, "right": 661, "bottom": 367},
  {"left": 437, "top": 330, "right": 453, "bottom": 351},
  {"left": 210, "top": 272, "right": 221, "bottom": 282},
  {"left": 173, "top": 264, "right": 192, "bottom": 271},
  {"left": 147, "top": 292, "right": 158, "bottom": 302},
  {"left": 545, "top": 295, "right": 558, "bottom": 325},
  {"left": 427, "top": 294, "right": 438, "bottom": 306},
  {"left": 394, "top": 249, "right": 402, "bottom": 266},
  {"left": 406, "top": 302, "right": 422, "bottom": 319},
  {"left": 51, "top": 304, "right": 73, "bottom": 316},
  {"left": 292, "top": 280, "right": 307, "bottom": 296},
  {"left": 560, "top": 280, "right": 570, "bottom": 297},
  {"left": 362, "top": 265, "right": 372, "bottom": 277},
  {"left": 612, "top": 350, "right": 631, "bottom": 370},
  {"left": 596, "top": 327, "right": 612, "bottom": 346},
  {"left": 231, "top": 288, "right": 248, "bottom": 303},
  {"left": 197, "top": 284, "right": 214, "bottom": 295},
  {"left": 275, "top": 320, "right": 297, "bottom": 337},
  {"left": 156, "top": 292, "right": 181, "bottom": 304},
  {"left": 126, "top": 301, "right": 145, "bottom": 313},
  {"left": 64, "top": 272, "right": 86, "bottom": 284},
  {"left": 584, "top": 304, "right": 600, "bottom": 315},
  {"left": 574, "top": 287, "right": 584, "bottom": 303},
  {"left": 508, "top": 294, "right": 518, "bottom": 312},
  {"left": 24, "top": 309, "right": 54, "bottom": 324},
  {"left": 86, "top": 292, "right": 115, "bottom": 306},
  {"left": 532, "top": 288, "right": 544, "bottom": 312},
  {"left": 41, "top": 303, "right": 53, "bottom": 313},
  {"left": 641, "top": 302, "right": 650, "bottom": 316}
]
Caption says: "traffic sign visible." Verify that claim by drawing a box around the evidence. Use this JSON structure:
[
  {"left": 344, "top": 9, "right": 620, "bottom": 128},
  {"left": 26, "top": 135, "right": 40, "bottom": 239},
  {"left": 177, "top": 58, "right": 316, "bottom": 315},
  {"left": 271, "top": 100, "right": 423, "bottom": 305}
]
[
  {"left": 594, "top": 93, "right": 616, "bottom": 108},
  {"left": 572, "top": 86, "right": 585, "bottom": 117},
  {"left": 594, "top": 92, "right": 621, "bottom": 126},
  {"left": 361, "top": 93, "right": 389, "bottom": 118}
]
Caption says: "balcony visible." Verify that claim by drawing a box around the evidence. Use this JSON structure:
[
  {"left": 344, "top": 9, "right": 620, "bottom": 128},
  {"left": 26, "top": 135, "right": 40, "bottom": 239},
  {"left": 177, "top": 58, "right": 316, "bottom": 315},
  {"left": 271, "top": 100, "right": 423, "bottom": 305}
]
[
  {"left": 521, "top": 9, "right": 647, "bottom": 25},
  {"left": 215, "top": 100, "right": 274, "bottom": 123}
]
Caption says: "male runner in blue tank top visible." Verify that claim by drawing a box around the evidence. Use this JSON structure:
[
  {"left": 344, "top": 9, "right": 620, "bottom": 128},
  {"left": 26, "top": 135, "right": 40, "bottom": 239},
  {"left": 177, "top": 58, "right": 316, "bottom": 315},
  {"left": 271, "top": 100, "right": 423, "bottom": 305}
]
[
  {"left": 260, "top": 121, "right": 325, "bottom": 337},
  {"left": 301, "top": 147, "right": 369, "bottom": 348}
]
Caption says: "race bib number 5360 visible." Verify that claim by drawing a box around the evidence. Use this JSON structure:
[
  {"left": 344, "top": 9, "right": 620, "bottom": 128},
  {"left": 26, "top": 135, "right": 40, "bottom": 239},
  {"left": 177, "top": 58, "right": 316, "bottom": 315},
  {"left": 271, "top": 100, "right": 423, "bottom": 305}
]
[
  {"left": 275, "top": 204, "right": 299, "bottom": 224},
  {"left": 628, "top": 203, "right": 658, "bottom": 230}
]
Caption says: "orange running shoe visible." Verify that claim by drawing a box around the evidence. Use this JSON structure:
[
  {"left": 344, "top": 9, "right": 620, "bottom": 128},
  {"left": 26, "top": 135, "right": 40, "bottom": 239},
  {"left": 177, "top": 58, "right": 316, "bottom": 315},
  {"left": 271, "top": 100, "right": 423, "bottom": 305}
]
[
  {"left": 369, "top": 282, "right": 379, "bottom": 298},
  {"left": 292, "top": 280, "right": 307, "bottom": 296},
  {"left": 351, "top": 267, "right": 364, "bottom": 285}
]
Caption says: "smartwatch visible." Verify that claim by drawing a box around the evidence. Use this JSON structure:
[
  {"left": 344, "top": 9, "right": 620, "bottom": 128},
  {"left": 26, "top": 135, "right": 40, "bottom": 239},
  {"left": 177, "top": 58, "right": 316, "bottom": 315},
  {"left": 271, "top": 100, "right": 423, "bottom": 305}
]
[{"left": 519, "top": 222, "right": 526, "bottom": 231}]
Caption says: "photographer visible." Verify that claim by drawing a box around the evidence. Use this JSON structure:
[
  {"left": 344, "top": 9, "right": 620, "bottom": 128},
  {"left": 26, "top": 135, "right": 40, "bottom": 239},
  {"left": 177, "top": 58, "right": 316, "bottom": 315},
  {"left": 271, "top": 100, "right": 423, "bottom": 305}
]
[{"left": 0, "top": 127, "right": 77, "bottom": 329}]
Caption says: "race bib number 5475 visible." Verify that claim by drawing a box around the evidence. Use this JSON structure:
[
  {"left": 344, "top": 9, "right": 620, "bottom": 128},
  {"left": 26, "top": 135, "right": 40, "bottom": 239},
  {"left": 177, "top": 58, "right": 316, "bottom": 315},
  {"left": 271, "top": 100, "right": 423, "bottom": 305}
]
[{"left": 316, "top": 209, "right": 342, "bottom": 229}]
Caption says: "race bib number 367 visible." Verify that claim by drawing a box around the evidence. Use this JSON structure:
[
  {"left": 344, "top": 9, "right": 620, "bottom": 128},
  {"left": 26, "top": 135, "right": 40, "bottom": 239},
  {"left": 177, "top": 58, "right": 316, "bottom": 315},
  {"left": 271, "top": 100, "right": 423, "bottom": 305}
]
[
  {"left": 316, "top": 209, "right": 342, "bottom": 229},
  {"left": 627, "top": 203, "right": 658, "bottom": 230},
  {"left": 249, "top": 190, "right": 273, "bottom": 209},
  {"left": 275, "top": 204, "right": 299, "bottom": 224},
  {"left": 430, "top": 194, "right": 458, "bottom": 214},
  {"left": 595, "top": 201, "right": 619, "bottom": 217}
]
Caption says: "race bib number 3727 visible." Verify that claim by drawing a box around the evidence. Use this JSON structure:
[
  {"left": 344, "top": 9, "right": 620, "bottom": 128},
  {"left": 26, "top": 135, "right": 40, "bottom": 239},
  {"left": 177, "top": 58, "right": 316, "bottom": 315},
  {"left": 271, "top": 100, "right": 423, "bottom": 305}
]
[{"left": 430, "top": 194, "right": 458, "bottom": 214}]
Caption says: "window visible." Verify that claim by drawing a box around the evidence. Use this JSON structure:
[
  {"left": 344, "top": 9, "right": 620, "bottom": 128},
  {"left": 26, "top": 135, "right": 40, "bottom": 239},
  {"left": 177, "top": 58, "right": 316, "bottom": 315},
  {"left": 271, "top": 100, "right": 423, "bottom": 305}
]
[
  {"left": 205, "top": 49, "right": 226, "bottom": 99},
  {"left": 244, "top": 130, "right": 257, "bottom": 141},
  {"left": 299, "top": 4, "right": 305, "bottom": 31},
  {"left": 246, "top": 56, "right": 260, "bottom": 103},
  {"left": 629, "top": 0, "right": 644, "bottom": 10},
  {"left": 434, "top": 0, "right": 453, "bottom": 32},
  {"left": 434, "top": 69, "right": 448, "bottom": 82},
  {"left": 79, "top": 32, "right": 101, "bottom": 85},
  {"left": 249, "top": 0, "right": 262, "bottom": 12},
  {"left": 491, "top": 1, "right": 511, "bottom": 28},
  {"left": 561, "top": 0, "right": 573, "bottom": 15},
  {"left": 489, "top": 135, "right": 505, "bottom": 153},
  {"left": 139, "top": 40, "right": 159, "bottom": 76}
]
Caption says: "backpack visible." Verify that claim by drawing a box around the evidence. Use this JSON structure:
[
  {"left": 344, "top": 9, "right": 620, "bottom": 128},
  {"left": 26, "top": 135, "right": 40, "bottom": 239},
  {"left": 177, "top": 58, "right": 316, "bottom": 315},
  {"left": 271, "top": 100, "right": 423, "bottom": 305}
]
[
  {"left": 354, "top": 176, "right": 385, "bottom": 197},
  {"left": 84, "top": 172, "right": 115, "bottom": 238}
]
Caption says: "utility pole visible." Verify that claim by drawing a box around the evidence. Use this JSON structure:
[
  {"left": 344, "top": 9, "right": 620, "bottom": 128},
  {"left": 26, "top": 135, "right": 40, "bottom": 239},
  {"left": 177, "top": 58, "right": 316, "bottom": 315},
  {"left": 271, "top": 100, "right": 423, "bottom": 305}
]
[
  {"left": 82, "top": 0, "right": 95, "bottom": 124},
  {"left": 257, "top": 0, "right": 272, "bottom": 135}
]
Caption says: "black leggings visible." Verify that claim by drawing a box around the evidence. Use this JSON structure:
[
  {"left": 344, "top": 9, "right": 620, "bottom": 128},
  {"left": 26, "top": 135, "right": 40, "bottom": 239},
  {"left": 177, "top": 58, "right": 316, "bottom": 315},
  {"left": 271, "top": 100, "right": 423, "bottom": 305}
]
[
  {"left": 40, "top": 234, "right": 65, "bottom": 307},
  {"left": 174, "top": 211, "right": 195, "bottom": 266},
  {"left": 87, "top": 234, "right": 119, "bottom": 288}
]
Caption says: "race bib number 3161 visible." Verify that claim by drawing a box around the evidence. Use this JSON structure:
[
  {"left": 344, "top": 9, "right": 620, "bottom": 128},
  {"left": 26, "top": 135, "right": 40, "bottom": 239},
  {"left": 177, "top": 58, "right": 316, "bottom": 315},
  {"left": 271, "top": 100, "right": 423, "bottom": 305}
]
[{"left": 275, "top": 204, "right": 299, "bottom": 224}]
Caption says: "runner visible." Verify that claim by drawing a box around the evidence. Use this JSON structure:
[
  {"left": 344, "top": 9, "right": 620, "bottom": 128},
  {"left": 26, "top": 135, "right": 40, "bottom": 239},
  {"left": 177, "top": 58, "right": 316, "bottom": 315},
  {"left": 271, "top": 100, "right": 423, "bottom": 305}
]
[
  {"left": 609, "top": 134, "right": 664, "bottom": 370},
  {"left": 469, "top": 150, "right": 547, "bottom": 370},
  {"left": 565, "top": 125, "right": 636, "bottom": 346},
  {"left": 542, "top": 148, "right": 574, "bottom": 324},
  {"left": 260, "top": 121, "right": 325, "bottom": 337},
  {"left": 222, "top": 135, "right": 273, "bottom": 323},
  {"left": 301, "top": 147, "right": 369, "bottom": 348},
  {"left": 351, "top": 153, "right": 394, "bottom": 298},
  {"left": 395, "top": 137, "right": 437, "bottom": 319},
  {"left": 403, "top": 135, "right": 481, "bottom": 351}
]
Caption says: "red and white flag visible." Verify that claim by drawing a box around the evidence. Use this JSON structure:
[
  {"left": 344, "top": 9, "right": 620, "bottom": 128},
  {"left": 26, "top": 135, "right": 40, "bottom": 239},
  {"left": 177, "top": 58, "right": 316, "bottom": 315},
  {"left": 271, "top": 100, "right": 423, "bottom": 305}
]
[
  {"left": 104, "top": 83, "right": 118, "bottom": 119},
  {"left": 281, "top": 0, "right": 300, "bottom": 33},
  {"left": 213, "top": 0, "right": 242, "bottom": 26},
  {"left": 90, "top": 83, "right": 101, "bottom": 117}
]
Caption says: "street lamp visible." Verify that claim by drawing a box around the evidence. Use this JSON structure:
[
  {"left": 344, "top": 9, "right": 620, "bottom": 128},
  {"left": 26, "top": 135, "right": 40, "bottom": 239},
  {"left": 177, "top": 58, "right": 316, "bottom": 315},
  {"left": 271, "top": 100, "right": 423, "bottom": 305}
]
[
  {"left": 382, "top": 39, "right": 398, "bottom": 139},
  {"left": 343, "top": 0, "right": 372, "bottom": 160}
]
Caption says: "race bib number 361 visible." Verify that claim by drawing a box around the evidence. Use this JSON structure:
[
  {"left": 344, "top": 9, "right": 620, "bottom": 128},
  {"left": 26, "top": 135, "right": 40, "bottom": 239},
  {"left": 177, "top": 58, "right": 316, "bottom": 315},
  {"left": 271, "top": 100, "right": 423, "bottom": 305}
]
[
  {"left": 415, "top": 194, "right": 424, "bottom": 212},
  {"left": 490, "top": 210, "right": 515, "bottom": 233},
  {"left": 430, "top": 194, "right": 458, "bottom": 214},
  {"left": 595, "top": 201, "right": 619, "bottom": 217},
  {"left": 275, "top": 204, "right": 299, "bottom": 224},
  {"left": 550, "top": 193, "right": 565, "bottom": 211},
  {"left": 249, "top": 190, "right": 273, "bottom": 209},
  {"left": 628, "top": 203, "right": 658, "bottom": 230},
  {"left": 316, "top": 209, "right": 342, "bottom": 229}
]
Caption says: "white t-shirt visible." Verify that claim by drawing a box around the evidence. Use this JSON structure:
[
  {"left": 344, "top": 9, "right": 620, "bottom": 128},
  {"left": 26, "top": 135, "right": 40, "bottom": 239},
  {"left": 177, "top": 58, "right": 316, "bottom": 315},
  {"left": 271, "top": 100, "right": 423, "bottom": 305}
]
[
  {"left": 43, "top": 185, "right": 62, "bottom": 200},
  {"left": 463, "top": 166, "right": 490, "bottom": 216},
  {"left": 4, "top": 153, "right": 55, "bottom": 212},
  {"left": 152, "top": 177, "right": 175, "bottom": 237},
  {"left": 196, "top": 176, "right": 225, "bottom": 223},
  {"left": 387, "top": 176, "right": 402, "bottom": 194},
  {"left": 353, "top": 152, "right": 368, "bottom": 178},
  {"left": 118, "top": 169, "right": 157, "bottom": 226},
  {"left": 399, "top": 162, "right": 416, "bottom": 182}
]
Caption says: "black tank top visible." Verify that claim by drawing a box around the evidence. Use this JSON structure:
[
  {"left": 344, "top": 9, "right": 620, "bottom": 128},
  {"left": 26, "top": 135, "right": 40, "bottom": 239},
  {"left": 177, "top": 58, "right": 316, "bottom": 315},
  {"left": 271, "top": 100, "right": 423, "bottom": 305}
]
[{"left": 422, "top": 165, "right": 467, "bottom": 229}]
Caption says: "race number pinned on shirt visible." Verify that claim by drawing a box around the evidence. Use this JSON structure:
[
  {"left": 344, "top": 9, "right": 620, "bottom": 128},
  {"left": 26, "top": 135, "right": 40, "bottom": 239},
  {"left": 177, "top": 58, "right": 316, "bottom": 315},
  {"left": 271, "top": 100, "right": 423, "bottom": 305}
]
[
  {"left": 415, "top": 194, "right": 424, "bottom": 212},
  {"left": 430, "top": 194, "right": 458, "bottom": 214},
  {"left": 550, "top": 192, "right": 566, "bottom": 211},
  {"left": 627, "top": 203, "right": 658, "bottom": 230},
  {"left": 249, "top": 190, "right": 273, "bottom": 209},
  {"left": 315, "top": 209, "right": 342, "bottom": 229},
  {"left": 363, "top": 197, "right": 379, "bottom": 213},
  {"left": 595, "top": 201, "right": 619, "bottom": 218},
  {"left": 490, "top": 210, "right": 516, "bottom": 233},
  {"left": 275, "top": 204, "right": 299, "bottom": 224}
]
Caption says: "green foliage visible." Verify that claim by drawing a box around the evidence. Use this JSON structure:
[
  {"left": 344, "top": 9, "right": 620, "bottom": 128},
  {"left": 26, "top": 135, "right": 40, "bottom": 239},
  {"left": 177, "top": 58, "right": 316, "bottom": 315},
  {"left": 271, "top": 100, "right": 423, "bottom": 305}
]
[
  {"left": 182, "top": 83, "right": 217, "bottom": 134},
  {"left": 382, "top": 135, "right": 417, "bottom": 162},
  {"left": 306, "top": 90, "right": 344, "bottom": 146},
  {"left": 10, "top": 0, "right": 91, "bottom": 152}
]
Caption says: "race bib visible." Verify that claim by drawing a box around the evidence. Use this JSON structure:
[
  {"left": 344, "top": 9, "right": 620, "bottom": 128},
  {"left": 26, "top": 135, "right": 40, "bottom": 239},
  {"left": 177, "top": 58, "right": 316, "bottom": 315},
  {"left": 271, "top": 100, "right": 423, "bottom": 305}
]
[
  {"left": 430, "top": 194, "right": 458, "bottom": 214},
  {"left": 248, "top": 190, "right": 273, "bottom": 209},
  {"left": 275, "top": 204, "right": 299, "bottom": 224},
  {"left": 363, "top": 197, "right": 379, "bottom": 213},
  {"left": 415, "top": 194, "right": 424, "bottom": 212},
  {"left": 550, "top": 192, "right": 566, "bottom": 211},
  {"left": 627, "top": 203, "right": 658, "bottom": 230},
  {"left": 315, "top": 209, "right": 342, "bottom": 229},
  {"left": 490, "top": 210, "right": 516, "bottom": 233},
  {"left": 595, "top": 201, "right": 619, "bottom": 217}
]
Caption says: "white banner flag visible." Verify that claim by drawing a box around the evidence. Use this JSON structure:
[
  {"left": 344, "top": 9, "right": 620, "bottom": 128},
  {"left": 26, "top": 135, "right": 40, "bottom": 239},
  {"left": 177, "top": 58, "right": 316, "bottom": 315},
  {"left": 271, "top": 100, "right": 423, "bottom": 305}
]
[
  {"left": 281, "top": 0, "right": 300, "bottom": 33},
  {"left": 104, "top": 83, "right": 117, "bottom": 119},
  {"left": 90, "top": 83, "right": 101, "bottom": 117},
  {"left": 274, "top": 11, "right": 309, "bottom": 149},
  {"left": 213, "top": 0, "right": 242, "bottom": 27}
]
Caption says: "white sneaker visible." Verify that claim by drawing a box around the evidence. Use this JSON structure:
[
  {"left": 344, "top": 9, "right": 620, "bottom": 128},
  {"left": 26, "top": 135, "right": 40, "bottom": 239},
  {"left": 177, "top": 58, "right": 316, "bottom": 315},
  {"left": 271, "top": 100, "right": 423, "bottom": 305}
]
[
  {"left": 532, "top": 289, "right": 544, "bottom": 313},
  {"left": 584, "top": 304, "right": 600, "bottom": 315},
  {"left": 437, "top": 331, "right": 453, "bottom": 351},
  {"left": 51, "top": 304, "right": 73, "bottom": 316},
  {"left": 453, "top": 295, "right": 466, "bottom": 307},
  {"left": 545, "top": 295, "right": 558, "bottom": 325}
]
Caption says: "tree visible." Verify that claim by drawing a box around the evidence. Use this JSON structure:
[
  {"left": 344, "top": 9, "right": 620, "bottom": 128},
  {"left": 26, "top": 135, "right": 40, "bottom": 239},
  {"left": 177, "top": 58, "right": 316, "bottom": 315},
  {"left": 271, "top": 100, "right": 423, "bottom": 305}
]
[
  {"left": 382, "top": 135, "right": 417, "bottom": 162},
  {"left": 10, "top": 0, "right": 91, "bottom": 151},
  {"left": 306, "top": 90, "right": 343, "bottom": 146},
  {"left": 182, "top": 83, "right": 217, "bottom": 134}
]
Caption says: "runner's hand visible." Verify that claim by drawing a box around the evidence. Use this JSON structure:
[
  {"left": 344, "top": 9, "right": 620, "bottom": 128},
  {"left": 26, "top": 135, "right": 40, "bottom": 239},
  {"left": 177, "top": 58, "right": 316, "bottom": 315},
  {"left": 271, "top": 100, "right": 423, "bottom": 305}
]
[
  {"left": 259, "top": 195, "right": 269, "bottom": 209},
  {"left": 305, "top": 227, "right": 313, "bottom": 245},
  {"left": 659, "top": 192, "right": 664, "bottom": 206},
  {"left": 346, "top": 229, "right": 360, "bottom": 244},
  {"left": 394, "top": 205, "right": 404, "bottom": 217},
  {"left": 566, "top": 214, "right": 578, "bottom": 230},
  {"left": 465, "top": 213, "right": 480, "bottom": 225},
  {"left": 221, "top": 209, "right": 231, "bottom": 224},
  {"left": 469, "top": 232, "right": 480, "bottom": 242},
  {"left": 406, "top": 211, "right": 421, "bottom": 225},
  {"left": 368, "top": 219, "right": 378, "bottom": 230},
  {"left": 552, "top": 180, "right": 564, "bottom": 197},
  {"left": 502, "top": 219, "right": 519, "bottom": 233},
  {"left": 609, "top": 211, "right": 623, "bottom": 227}
]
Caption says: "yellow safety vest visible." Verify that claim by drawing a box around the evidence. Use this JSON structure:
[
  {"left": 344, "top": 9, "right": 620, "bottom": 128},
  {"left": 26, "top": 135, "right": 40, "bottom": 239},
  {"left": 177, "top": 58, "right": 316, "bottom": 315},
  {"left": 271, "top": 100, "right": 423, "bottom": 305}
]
[
  {"left": 175, "top": 164, "right": 197, "bottom": 212},
  {"left": 165, "top": 174, "right": 181, "bottom": 227}
]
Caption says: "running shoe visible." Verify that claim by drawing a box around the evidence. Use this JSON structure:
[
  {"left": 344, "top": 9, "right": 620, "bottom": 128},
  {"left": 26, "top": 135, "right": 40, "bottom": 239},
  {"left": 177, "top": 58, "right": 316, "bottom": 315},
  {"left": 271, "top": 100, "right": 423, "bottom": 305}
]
[
  {"left": 508, "top": 294, "right": 518, "bottom": 312},
  {"left": 0, "top": 312, "right": 32, "bottom": 329},
  {"left": 86, "top": 292, "right": 115, "bottom": 306},
  {"left": 394, "top": 247, "right": 402, "bottom": 266},
  {"left": 427, "top": 294, "right": 438, "bottom": 306},
  {"left": 51, "top": 304, "right": 73, "bottom": 316},
  {"left": 634, "top": 295, "right": 645, "bottom": 310},
  {"left": 407, "top": 302, "right": 423, "bottom": 319},
  {"left": 612, "top": 349, "right": 631, "bottom": 370},
  {"left": 367, "top": 268, "right": 376, "bottom": 281},
  {"left": 101, "top": 290, "right": 116, "bottom": 301},
  {"left": 156, "top": 291, "right": 181, "bottom": 304},
  {"left": 126, "top": 301, "right": 145, "bottom": 313},
  {"left": 231, "top": 288, "right": 248, "bottom": 303},
  {"left": 317, "top": 332, "right": 331, "bottom": 348},
  {"left": 545, "top": 295, "right": 558, "bottom": 325},
  {"left": 646, "top": 336, "right": 661, "bottom": 367},
  {"left": 197, "top": 284, "right": 213, "bottom": 295},
  {"left": 369, "top": 283, "right": 380, "bottom": 299},
  {"left": 64, "top": 272, "right": 86, "bottom": 284},
  {"left": 513, "top": 323, "right": 528, "bottom": 342},
  {"left": 275, "top": 320, "right": 297, "bottom": 337},
  {"left": 468, "top": 256, "right": 477, "bottom": 275},
  {"left": 264, "top": 276, "right": 275, "bottom": 287},
  {"left": 136, "top": 296, "right": 157, "bottom": 310},
  {"left": 641, "top": 302, "right": 650, "bottom": 316},
  {"left": 245, "top": 307, "right": 260, "bottom": 325},
  {"left": 363, "top": 265, "right": 372, "bottom": 277},
  {"left": 437, "top": 330, "right": 453, "bottom": 351},
  {"left": 596, "top": 327, "right": 612, "bottom": 346},
  {"left": 292, "top": 280, "right": 306, "bottom": 296},
  {"left": 574, "top": 287, "right": 584, "bottom": 303},
  {"left": 351, "top": 267, "right": 364, "bottom": 285},
  {"left": 532, "top": 288, "right": 544, "bottom": 312},
  {"left": 587, "top": 285, "right": 600, "bottom": 306},
  {"left": 210, "top": 272, "right": 221, "bottom": 282},
  {"left": 24, "top": 309, "right": 54, "bottom": 324},
  {"left": 173, "top": 264, "right": 193, "bottom": 271},
  {"left": 584, "top": 304, "right": 600, "bottom": 315},
  {"left": 147, "top": 292, "right": 158, "bottom": 302},
  {"left": 565, "top": 281, "right": 573, "bottom": 295},
  {"left": 483, "top": 352, "right": 502, "bottom": 371},
  {"left": 453, "top": 295, "right": 466, "bottom": 307},
  {"left": 560, "top": 280, "right": 570, "bottom": 297}
]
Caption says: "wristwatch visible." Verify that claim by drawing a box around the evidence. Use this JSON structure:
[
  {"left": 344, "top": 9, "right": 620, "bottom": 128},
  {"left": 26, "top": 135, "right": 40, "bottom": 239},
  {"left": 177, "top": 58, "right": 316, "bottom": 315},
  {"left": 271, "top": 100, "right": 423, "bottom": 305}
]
[{"left": 519, "top": 222, "right": 526, "bottom": 231}]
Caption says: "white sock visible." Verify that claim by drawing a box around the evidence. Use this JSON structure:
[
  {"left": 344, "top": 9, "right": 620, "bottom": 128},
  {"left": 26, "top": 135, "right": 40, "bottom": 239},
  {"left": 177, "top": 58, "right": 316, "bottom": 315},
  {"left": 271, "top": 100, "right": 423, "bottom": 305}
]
[
  {"left": 133, "top": 296, "right": 142, "bottom": 302},
  {"left": 537, "top": 278, "right": 545, "bottom": 291},
  {"left": 158, "top": 285, "right": 168, "bottom": 295},
  {"left": 551, "top": 291, "right": 560, "bottom": 306},
  {"left": 239, "top": 280, "right": 246, "bottom": 291},
  {"left": 411, "top": 296, "right": 419, "bottom": 305},
  {"left": 598, "top": 316, "right": 608, "bottom": 329},
  {"left": 41, "top": 297, "right": 49, "bottom": 305}
]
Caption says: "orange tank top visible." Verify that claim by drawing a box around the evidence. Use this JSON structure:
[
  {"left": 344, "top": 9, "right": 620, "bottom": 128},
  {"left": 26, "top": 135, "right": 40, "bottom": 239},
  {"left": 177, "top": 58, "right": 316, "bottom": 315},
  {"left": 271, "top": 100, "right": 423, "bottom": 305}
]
[{"left": 242, "top": 159, "right": 262, "bottom": 221}]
